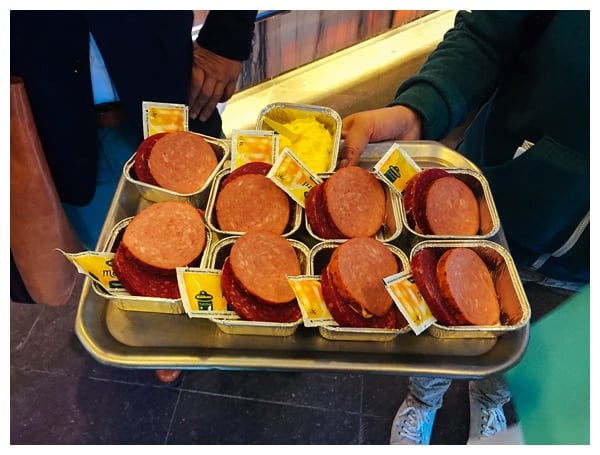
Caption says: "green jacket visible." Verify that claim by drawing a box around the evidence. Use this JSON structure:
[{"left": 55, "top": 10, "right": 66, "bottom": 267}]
[{"left": 391, "top": 10, "right": 589, "bottom": 283}]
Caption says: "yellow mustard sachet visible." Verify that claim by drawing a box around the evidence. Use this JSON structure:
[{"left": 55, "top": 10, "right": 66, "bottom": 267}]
[
  {"left": 383, "top": 271, "right": 436, "bottom": 335},
  {"left": 373, "top": 143, "right": 421, "bottom": 195},
  {"left": 60, "top": 250, "right": 125, "bottom": 294}
]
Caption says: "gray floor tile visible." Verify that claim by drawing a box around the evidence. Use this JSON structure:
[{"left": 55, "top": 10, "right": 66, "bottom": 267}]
[
  {"left": 10, "top": 368, "right": 179, "bottom": 444},
  {"left": 182, "top": 370, "right": 363, "bottom": 412},
  {"left": 167, "top": 391, "right": 361, "bottom": 444}
]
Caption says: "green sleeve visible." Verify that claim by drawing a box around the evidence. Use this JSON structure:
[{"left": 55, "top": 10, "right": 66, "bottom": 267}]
[{"left": 389, "top": 10, "right": 537, "bottom": 139}]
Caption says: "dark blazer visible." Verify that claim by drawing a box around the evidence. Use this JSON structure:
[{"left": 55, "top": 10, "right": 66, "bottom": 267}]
[{"left": 10, "top": 10, "right": 256, "bottom": 205}]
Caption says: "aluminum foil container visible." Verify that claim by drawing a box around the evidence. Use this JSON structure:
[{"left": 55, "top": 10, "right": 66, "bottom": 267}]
[
  {"left": 205, "top": 235, "right": 311, "bottom": 336},
  {"left": 410, "top": 240, "right": 531, "bottom": 339},
  {"left": 309, "top": 240, "right": 411, "bottom": 341},
  {"left": 256, "top": 102, "right": 341, "bottom": 173},
  {"left": 91, "top": 216, "right": 212, "bottom": 314},
  {"left": 400, "top": 168, "right": 500, "bottom": 246},
  {"left": 122, "top": 132, "right": 229, "bottom": 208},
  {"left": 305, "top": 171, "right": 402, "bottom": 244},
  {"left": 205, "top": 167, "right": 303, "bottom": 238}
]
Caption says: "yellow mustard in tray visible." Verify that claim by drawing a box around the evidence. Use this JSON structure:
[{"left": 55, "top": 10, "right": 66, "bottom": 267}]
[{"left": 277, "top": 118, "right": 333, "bottom": 174}]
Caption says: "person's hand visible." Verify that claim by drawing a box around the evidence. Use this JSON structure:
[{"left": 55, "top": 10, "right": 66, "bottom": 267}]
[
  {"left": 338, "top": 105, "right": 423, "bottom": 167},
  {"left": 189, "top": 42, "right": 243, "bottom": 121}
]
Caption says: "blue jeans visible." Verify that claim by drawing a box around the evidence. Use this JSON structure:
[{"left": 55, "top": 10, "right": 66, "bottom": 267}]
[
  {"left": 408, "top": 374, "right": 511, "bottom": 410},
  {"left": 62, "top": 124, "right": 138, "bottom": 250}
]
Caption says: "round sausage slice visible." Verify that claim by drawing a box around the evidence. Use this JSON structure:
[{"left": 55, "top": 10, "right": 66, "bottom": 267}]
[
  {"left": 215, "top": 173, "right": 290, "bottom": 235},
  {"left": 221, "top": 258, "right": 301, "bottom": 322},
  {"left": 436, "top": 248, "right": 500, "bottom": 326},
  {"left": 148, "top": 131, "right": 218, "bottom": 194},
  {"left": 320, "top": 267, "right": 398, "bottom": 329},
  {"left": 121, "top": 201, "right": 206, "bottom": 271},
  {"left": 327, "top": 237, "right": 398, "bottom": 317},
  {"left": 323, "top": 166, "right": 386, "bottom": 238},
  {"left": 423, "top": 176, "right": 480, "bottom": 235},
  {"left": 229, "top": 231, "right": 301, "bottom": 305}
]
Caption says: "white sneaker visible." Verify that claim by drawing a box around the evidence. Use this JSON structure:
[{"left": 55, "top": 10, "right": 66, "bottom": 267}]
[
  {"left": 467, "top": 382, "right": 508, "bottom": 444},
  {"left": 390, "top": 395, "right": 437, "bottom": 445}
]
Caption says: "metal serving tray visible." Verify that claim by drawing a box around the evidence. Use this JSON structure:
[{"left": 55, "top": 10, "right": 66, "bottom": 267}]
[{"left": 75, "top": 141, "right": 529, "bottom": 377}]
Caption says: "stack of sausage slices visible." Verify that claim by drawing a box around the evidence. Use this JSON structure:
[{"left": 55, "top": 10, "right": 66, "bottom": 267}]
[
  {"left": 133, "top": 131, "right": 218, "bottom": 194},
  {"left": 113, "top": 201, "right": 207, "bottom": 299}
]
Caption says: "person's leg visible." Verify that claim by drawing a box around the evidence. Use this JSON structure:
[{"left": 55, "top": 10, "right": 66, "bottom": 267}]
[
  {"left": 467, "top": 374, "right": 512, "bottom": 443},
  {"left": 390, "top": 376, "right": 452, "bottom": 445}
]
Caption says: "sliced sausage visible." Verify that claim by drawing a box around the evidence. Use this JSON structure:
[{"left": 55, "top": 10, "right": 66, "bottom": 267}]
[
  {"left": 320, "top": 267, "right": 397, "bottom": 329},
  {"left": 112, "top": 244, "right": 180, "bottom": 299},
  {"left": 220, "top": 161, "right": 272, "bottom": 190},
  {"left": 410, "top": 248, "right": 467, "bottom": 325},
  {"left": 121, "top": 201, "right": 206, "bottom": 270},
  {"left": 423, "top": 176, "right": 480, "bottom": 235},
  {"left": 304, "top": 183, "right": 343, "bottom": 239},
  {"left": 229, "top": 231, "right": 301, "bottom": 305},
  {"left": 215, "top": 173, "right": 291, "bottom": 235},
  {"left": 147, "top": 131, "right": 218, "bottom": 194},
  {"left": 221, "top": 258, "right": 301, "bottom": 322},
  {"left": 403, "top": 168, "right": 449, "bottom": 232},
  {"left": 323, "top": 166, "right": 386, "bottom": 238},
  {"left": 327, "top": 237, "right": 398, "bottom": 317},
  {"left": 436, "top": 248, "right": 500, "bottom": 326},
  {"left": 133, "top": 132, "right": 167, "bottom": 185}
]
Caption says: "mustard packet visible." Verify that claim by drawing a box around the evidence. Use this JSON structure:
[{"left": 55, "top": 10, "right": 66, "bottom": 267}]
[
  {"left": 142, "top": 101, "right": 188, "bottom": 139},
  {"left": 373, "top": 143, "right": 421, "bottom": 196},
  {"left": 286, "top": 275, "right": 336, "bottom": 327},
  {"left": 176, "top": 267, "right": 239, "bottom": 319},
  {"left": 230, "top": 130, "right": 278, "bottom": 169},
  {"left": 60, "top": 250, "right": 126, "bottom": 295},
  {"left": 383, "top": 271, "right": 436, "bottom": 335},
  {"left": 267, "top": 147, "right": 323, "bottom": 208}
]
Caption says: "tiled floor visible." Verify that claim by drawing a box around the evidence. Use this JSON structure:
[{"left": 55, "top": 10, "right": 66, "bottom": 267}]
[{"left": 10, "top": 275, "right": 571, "bottom": 444}]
